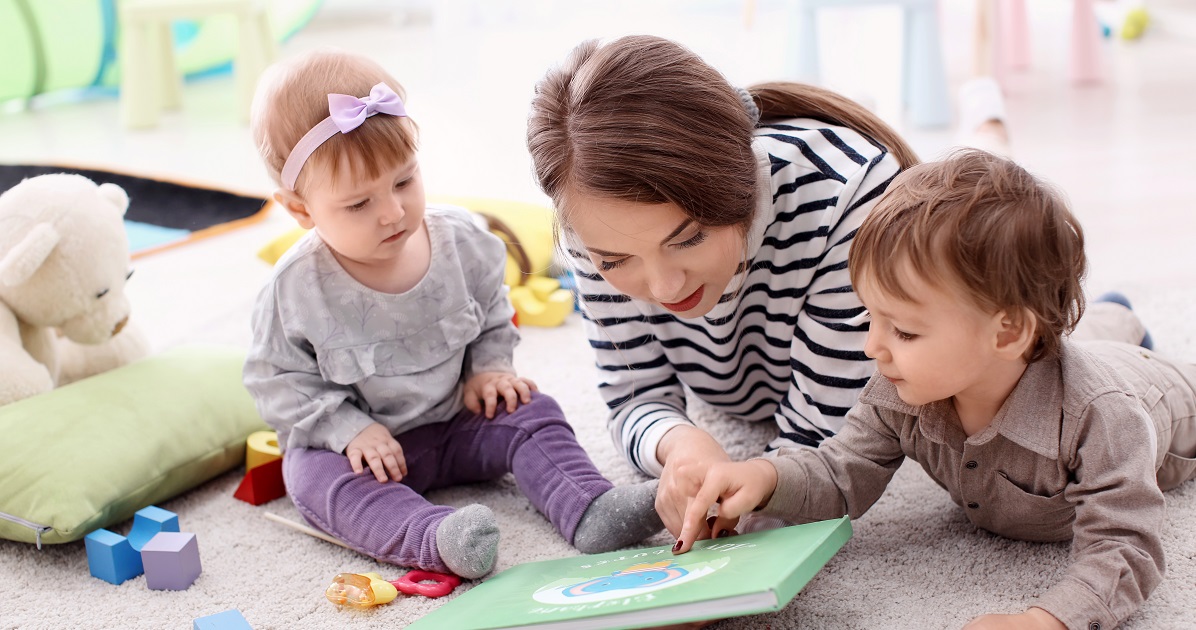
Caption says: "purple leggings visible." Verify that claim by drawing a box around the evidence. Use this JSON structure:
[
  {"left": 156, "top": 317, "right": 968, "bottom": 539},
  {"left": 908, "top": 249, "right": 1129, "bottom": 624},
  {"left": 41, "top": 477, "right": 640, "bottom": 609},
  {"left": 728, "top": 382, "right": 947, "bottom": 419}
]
[{"left": 281, "top": 393, "right": 613, "bottom": 572}]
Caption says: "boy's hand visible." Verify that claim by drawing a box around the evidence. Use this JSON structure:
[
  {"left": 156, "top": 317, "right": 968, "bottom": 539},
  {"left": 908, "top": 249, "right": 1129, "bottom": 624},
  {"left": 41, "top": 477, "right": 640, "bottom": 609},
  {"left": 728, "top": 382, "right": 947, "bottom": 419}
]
[
  {"left": 673, "top": 459, "right": 779, "bottom": 554},
  {"left": 963, "top": 609, "right": 1066, "bottom": 630},
  {"left": 345, "top": 422, "right": 407, "bottom": 483},
  {"left": 463, "top": 371, "right": 538, "bottom": 418}
]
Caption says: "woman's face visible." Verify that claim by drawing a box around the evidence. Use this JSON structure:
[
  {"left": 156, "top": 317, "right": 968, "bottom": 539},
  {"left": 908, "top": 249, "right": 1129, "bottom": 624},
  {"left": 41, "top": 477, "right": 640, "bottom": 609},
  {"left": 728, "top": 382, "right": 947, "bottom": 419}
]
[{"left": 564, "top": 193, "right": 744, "bottom": 318}]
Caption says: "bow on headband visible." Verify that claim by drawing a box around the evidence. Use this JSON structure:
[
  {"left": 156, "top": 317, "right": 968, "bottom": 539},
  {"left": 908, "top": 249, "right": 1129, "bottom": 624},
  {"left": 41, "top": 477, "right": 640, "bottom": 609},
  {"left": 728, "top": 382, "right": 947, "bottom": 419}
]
[{"left": 280, "top": 82, "right": 409, "bottom": 191}]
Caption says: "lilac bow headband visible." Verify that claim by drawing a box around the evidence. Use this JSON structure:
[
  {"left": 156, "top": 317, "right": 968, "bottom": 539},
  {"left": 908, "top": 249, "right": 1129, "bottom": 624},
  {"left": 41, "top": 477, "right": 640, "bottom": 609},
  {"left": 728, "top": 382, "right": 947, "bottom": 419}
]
[{"left": 280, "top": 82, "right": 408, "bottom": 191}]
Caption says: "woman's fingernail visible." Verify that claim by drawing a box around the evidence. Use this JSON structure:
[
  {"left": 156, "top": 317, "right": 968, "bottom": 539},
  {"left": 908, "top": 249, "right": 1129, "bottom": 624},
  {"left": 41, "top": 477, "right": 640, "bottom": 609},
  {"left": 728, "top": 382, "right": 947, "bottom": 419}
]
[
  {"left": 672, "top": 540, "right": 683, "bottom": 553},
  {"left": 717, "top": 529, "right": 731, "bottom": 538}
]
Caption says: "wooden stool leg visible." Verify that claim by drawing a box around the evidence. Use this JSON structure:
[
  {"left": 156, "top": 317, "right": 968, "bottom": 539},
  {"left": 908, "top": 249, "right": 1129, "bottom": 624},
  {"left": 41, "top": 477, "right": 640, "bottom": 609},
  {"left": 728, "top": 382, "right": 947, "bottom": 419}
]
[
  {"left": 120, "top": 16, "right": 159, "bottom": 129},
  {"left": 234, "top": 7, "right": 275, "bottom": 122},
  {"left": 156, "top": 21, "right": 183, "bottom": 111}
]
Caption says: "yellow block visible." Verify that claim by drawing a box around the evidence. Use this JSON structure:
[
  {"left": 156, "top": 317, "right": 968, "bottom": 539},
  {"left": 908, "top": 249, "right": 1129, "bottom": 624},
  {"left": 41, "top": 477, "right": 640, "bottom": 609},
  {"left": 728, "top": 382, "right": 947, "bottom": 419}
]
[
  {"left": 509, "top": 285, "right": 574, "bottom": 328},
  {"left": 246, "top": 430, "right": 281, "bottom": 471}
]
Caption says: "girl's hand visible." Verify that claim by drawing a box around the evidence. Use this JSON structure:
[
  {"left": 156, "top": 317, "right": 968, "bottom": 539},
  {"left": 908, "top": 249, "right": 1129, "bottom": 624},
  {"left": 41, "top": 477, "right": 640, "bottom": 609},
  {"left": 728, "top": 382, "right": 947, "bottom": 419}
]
[
  {"left": 345, "top": 422, "right": 408, "bottom": 483},
  {"left": 963, "top": 609, "right": 1066, "bottom": 630},
  {"left": 673, "top": 459, "right": 778, "bottom": 554},
  {"left": 463, "top": 371, "right": 538, "bottom": 418},
  {"left": 655, "top": 426, "right": 732, "bottom": 538}
]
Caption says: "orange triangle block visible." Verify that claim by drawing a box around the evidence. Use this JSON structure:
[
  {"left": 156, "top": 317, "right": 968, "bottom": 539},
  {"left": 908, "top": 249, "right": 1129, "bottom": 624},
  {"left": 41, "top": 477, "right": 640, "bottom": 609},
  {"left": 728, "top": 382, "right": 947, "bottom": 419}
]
[{"left": 233, "top": 457, "right": 285, "bottom": 506}]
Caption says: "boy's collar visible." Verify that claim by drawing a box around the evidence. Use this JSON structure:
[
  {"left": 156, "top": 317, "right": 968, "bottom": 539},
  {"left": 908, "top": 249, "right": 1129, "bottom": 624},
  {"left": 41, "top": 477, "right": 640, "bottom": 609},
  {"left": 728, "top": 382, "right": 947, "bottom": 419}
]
[
  {"left": 975, "top": 357, "right": 1064, "bottom": 459},
  {"left": 860, "top": 357, "right": 1065, "bottom": 459}
]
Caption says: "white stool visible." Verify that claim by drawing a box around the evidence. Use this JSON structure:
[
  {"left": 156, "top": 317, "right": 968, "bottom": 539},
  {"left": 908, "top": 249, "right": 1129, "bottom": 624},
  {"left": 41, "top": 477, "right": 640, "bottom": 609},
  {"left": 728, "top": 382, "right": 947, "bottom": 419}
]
[
  {"left": 789, "top": 0, "right": 951, "bottom": 128},
  {"left": 119, "top": 0, "right": 277, "bottom": 129}
]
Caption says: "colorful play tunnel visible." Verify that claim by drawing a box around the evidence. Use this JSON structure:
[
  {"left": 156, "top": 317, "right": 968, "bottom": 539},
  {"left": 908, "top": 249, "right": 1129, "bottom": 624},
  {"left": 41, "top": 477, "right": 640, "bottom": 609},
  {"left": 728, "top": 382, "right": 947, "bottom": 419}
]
[{"left": 0, "top": 0, "right": 322, "bottom": 105}]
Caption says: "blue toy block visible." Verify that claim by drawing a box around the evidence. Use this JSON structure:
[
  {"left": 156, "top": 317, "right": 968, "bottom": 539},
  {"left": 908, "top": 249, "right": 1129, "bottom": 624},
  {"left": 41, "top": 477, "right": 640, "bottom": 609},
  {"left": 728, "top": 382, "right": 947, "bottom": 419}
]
[
  {"left": 141, "top": 531, "right": 202, "bottom": 590},
  {"left": 193, "top": 609, "right": 252, "bottom": 630},
  {"left": 84, "top": 529, "right": 143, "bottom": 585},
  {"left": 126, "top": 506, "right": 180, "bottom": 551}
]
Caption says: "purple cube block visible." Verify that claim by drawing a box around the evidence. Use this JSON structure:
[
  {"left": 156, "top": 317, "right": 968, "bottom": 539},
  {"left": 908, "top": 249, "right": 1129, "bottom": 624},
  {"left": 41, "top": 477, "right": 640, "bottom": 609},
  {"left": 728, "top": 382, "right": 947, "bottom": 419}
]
[{"left": 141, "top": 532, "right": 201, "bottom": 590}]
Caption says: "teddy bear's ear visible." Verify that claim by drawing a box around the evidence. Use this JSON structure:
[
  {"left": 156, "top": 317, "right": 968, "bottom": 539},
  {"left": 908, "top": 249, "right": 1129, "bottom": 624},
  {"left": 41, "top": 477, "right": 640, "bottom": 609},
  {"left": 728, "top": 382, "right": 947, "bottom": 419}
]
[
  {"left": 97, "top": 183, "right": 129, "bottom": 216},
  {"left": 0, "top": 223, "right": 61, "bottom": 287}
]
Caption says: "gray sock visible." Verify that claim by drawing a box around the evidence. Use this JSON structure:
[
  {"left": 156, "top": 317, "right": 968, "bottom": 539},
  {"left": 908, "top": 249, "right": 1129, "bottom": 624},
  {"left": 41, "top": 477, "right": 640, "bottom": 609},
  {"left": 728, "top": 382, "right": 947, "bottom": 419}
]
[
  {"left": 435, "top": 504, "right": 500, "bottom": 579},
  {"left": 573, "top": 480, "right": 663, "bottom": 554}
]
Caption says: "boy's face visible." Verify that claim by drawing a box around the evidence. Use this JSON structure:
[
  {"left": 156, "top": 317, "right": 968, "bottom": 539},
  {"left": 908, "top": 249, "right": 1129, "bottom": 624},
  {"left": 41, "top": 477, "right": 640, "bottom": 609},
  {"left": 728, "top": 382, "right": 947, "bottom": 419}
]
[
  {"left": 282, "top": 155, "right": 427, "bottom": 269},
  {"left": 857, "top": 263, "right": 1009, "bottom": 408}
]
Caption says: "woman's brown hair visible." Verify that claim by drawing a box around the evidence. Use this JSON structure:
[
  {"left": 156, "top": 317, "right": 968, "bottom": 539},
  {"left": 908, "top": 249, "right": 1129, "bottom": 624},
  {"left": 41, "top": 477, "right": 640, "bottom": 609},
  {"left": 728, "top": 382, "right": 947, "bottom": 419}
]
[
  {"left": 849, "top": 149, "right": 1087, "bottom": 362},
  {"left": 526, "top": 35, "right": 919, "bottom": 232}
]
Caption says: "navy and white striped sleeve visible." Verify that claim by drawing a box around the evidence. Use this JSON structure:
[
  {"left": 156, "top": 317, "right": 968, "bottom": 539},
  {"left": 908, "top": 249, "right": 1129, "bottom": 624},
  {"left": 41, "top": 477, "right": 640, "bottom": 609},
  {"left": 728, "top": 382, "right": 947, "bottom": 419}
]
[
  {"left": 770, "top": 138, "right": 901, "bottom": 451},
  {"left": 571, "top": 253, "right": 689, "bottom": 477}
]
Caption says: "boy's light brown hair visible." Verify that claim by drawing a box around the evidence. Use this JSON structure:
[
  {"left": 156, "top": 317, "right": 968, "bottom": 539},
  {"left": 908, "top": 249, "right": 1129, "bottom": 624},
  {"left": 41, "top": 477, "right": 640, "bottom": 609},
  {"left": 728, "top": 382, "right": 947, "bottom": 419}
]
[
  {"left": 849, "top": 149, "right": 1086, "bottom": 362},
  {"left": 249, "top": 48, "right": 418, "bottom": 196}
]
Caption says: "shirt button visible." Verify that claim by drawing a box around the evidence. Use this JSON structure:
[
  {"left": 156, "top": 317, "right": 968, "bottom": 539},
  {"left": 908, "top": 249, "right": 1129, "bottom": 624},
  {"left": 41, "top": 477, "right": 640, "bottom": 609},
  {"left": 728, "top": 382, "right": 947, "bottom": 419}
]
[
  {"left": 967, "top": 502, "right": 980, "bottom": 509},
  {"left": 965, "top": 461, "right": 978, "bottom": 469},
  {"left": 1088, "top": 623, "right": 1101, "bottom": 630}
]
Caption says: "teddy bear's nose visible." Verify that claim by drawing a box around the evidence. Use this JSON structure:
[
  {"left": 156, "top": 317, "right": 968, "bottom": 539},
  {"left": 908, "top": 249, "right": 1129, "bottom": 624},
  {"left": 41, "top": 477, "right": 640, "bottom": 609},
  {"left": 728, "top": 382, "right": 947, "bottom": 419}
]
[{"left": 112, "top": 317, "right": 128, "bottom": 336}]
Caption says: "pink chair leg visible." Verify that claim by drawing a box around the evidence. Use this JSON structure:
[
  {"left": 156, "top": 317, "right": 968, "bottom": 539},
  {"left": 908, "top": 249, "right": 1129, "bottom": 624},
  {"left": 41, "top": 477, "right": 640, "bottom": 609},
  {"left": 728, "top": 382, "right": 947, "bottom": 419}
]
[
  {"left": 1070, "top": 0, "right": 1103, "bottom": 84},
  {"left": 1001, "top": 0, "right": 1030, "bottom": 70}
]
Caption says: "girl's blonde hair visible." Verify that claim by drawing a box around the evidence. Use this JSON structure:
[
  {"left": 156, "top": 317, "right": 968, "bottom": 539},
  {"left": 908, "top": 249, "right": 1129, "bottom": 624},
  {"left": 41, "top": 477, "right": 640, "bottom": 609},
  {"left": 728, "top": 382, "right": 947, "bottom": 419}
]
[
  {"left": 526, "top": 35, "right": 919, "bottom": 233},
  {"left": 849, "top": 149, "right": 1087, "bottom": 362},
  {"left": 250, "top": 48, "right": 418, "bottom": 195}
]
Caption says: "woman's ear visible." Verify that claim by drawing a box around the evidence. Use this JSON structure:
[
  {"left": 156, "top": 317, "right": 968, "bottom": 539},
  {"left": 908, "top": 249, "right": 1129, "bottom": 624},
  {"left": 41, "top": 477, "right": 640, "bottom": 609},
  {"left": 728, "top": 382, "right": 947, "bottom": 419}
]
[
  {"left": 274, "top": 190, "right": 316, "bottom": 229},
  {"left": 993, "top": 307, "right": 1037, "bottom": 361}
]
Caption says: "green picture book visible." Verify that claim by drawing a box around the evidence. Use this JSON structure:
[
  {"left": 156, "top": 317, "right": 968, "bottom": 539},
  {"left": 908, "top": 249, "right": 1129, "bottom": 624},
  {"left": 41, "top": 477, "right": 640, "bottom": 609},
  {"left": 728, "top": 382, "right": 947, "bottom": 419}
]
[{"left": 407, "top": 516, "right": 852, "bottom": 630}]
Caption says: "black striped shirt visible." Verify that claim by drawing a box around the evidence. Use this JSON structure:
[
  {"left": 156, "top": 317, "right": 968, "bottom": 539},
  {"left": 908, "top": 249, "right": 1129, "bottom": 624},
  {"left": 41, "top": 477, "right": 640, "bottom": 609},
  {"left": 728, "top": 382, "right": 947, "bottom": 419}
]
[{"left": 573, "top": 119, "right": 901, "bottom": 476}]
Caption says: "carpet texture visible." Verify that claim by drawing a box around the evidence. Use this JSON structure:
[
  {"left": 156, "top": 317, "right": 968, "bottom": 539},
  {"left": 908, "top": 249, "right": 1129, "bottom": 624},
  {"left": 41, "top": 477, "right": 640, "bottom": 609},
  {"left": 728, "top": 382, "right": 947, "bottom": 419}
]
[
  {"left": 1, "top": 302, "right": 1193, "bottom": 629},
  {"left": 0, "top": 164, "right": 270, "bottom": 257}
]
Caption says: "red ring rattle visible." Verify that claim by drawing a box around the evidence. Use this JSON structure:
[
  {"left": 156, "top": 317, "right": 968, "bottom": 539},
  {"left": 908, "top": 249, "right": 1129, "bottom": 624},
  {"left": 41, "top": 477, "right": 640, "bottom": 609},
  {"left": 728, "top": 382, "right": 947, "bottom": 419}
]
[{"left": 393, "top": 570, "right": 461, "bottom": 598}]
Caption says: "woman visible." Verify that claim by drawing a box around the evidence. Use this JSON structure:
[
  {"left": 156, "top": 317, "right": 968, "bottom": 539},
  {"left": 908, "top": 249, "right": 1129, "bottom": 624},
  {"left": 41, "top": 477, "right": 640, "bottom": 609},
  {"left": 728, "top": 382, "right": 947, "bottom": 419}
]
[{"left": 526, "top": 35, "right": 917, "bottom": 536}]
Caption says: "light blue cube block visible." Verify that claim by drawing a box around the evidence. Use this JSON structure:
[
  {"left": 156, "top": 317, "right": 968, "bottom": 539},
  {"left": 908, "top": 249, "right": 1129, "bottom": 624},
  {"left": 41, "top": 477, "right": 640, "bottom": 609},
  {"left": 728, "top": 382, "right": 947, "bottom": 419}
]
[
  {"left": 127, "top": 505, "right": 180, "bottom": 551},
  {"left": 84, "top": 529, "right": 143, "bottom": 585},
  {"left": 193, "top": 609, "right": 252, "bottom": 630}
]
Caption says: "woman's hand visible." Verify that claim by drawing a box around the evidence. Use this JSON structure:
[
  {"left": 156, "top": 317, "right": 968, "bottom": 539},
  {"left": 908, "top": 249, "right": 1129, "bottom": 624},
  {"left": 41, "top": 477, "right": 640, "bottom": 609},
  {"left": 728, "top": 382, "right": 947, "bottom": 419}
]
[
  {"left": 673, "top": 459, "right": 778, "bottom": 554},
  {"left": 655, "top": 425, "right": 732, "bottom": 538},
  {"left": 345, "top": 422, "right": 407, "bottom": 483},
  {"left": 463, "top": 371, "right": 539, "bottom": 418},
  {"left": 963, "top": 608, "right": 1066, "bottom": 630}
]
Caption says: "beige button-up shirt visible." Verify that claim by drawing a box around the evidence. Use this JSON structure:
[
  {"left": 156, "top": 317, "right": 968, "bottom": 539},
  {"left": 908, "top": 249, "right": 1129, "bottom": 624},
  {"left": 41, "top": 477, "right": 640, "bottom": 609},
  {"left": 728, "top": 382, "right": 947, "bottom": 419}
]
[{"left": 764, "top": 340, "right": 1173, "bottom": 630}]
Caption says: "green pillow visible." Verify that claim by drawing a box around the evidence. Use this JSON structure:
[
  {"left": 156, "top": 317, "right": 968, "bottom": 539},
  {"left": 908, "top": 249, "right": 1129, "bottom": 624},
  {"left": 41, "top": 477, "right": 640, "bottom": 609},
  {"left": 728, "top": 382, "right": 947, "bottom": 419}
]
[{"left": 0, "top": 345, "right": 267, "bottom": 545}]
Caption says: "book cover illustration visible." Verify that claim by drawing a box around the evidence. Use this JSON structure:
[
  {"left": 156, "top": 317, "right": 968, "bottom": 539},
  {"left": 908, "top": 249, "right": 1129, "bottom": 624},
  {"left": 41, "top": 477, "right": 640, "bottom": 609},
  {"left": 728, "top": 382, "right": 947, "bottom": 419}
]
[
  {"left": 408, "top": 516, "right": 853, "bottom": 630},
  {"left": 531, "top": 555, "right": 729, "bottom": 606}
]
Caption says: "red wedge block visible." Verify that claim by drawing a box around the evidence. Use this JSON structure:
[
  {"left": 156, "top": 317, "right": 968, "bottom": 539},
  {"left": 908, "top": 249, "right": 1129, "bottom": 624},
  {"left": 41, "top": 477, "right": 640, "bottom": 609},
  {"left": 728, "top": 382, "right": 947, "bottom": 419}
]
[{"left": 233, "top": 457, "right": 285, "bottom": 505}]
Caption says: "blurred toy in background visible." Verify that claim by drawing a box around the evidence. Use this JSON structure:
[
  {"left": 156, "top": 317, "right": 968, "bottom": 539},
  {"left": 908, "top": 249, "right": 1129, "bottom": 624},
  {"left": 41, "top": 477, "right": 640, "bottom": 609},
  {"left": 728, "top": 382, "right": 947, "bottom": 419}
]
[
  {"left": 470, "top": 207, "right": 574, "bottom": 328},
  {"left": 1097, "top": 0, "right": 1150, "bottom": 40},
  {"left": 0, "top": 173, "right": 148, "bottom": 406},
  {"left": 257, "top": 196, "right": 577, "bottom": 327}
]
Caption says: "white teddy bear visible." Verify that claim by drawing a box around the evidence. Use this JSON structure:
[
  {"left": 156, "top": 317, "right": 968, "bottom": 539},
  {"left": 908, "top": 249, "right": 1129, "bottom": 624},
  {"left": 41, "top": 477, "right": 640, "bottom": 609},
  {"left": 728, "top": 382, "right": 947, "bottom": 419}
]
[{"left": 0, "top": 173, "right": 149, "bottom": 406}]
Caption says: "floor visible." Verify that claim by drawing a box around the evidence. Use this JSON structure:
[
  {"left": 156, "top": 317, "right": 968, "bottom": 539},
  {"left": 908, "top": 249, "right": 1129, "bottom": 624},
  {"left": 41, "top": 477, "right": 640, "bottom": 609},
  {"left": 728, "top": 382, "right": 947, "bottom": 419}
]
[{"left": 0, "top": 0, "right": 1193, "bottom": 354}]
